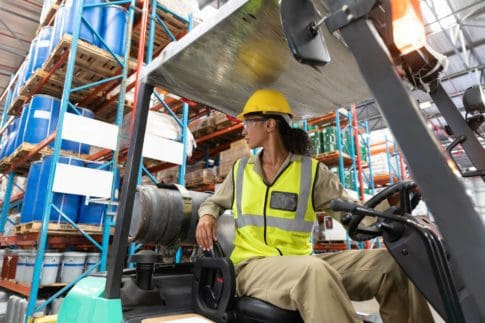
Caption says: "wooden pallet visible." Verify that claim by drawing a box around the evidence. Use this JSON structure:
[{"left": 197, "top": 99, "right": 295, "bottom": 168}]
[
  {"left": 130, "top": 6, "right": 188, "bottom": 59},
  {"left": 8, "top": 142, "right": 53, "bottom": 165},
  {"left": 0, "top": 142, "right": 89, "bottom": 175},
  {"left": 93, "top": 98, "right": 134, "bottom": 122},
  {"left": 8, "top": 34, "right": 136, "bottom": 117},
  {"left": 15, "top": 221, "right": 113, "bottom": 235},
  {"left": 6, "top": 95, "right": 27, "bottom": 117},
  {"left": 315, "top": 151, "right": 353, "bottom": 168},
  {"left": 37, "top": 0, "right": 62, "bottom": 31}
]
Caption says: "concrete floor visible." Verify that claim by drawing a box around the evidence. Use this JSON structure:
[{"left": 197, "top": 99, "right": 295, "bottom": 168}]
[{"left": 352, "top": 299, "right": 445, "bottom": 323}]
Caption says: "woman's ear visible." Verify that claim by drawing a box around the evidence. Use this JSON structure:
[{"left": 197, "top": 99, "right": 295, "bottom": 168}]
[{"left": 266, "top": 118, "right": 277, "bottom": 132}]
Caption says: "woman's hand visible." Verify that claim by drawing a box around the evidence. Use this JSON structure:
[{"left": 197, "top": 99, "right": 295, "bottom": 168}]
[{"left": 196, "top": 214, "right": 218, "bottom": 251}]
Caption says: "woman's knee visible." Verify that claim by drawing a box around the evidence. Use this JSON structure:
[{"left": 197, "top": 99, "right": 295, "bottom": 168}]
[
  {"left": 298, "top": 256, "right": 341, "bottom": 283},
  {"left": 372, "top": 249, "right": 406, "bottom": 283}
]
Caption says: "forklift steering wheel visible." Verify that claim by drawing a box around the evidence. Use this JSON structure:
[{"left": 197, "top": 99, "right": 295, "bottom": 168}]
[{"left": 348, "top": 180, "right": 421, "bottom": 241}]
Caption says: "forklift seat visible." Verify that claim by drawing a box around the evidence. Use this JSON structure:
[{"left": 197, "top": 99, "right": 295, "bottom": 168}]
[{"left": 193, "top": 212, "right": 303, "bottom": 322}]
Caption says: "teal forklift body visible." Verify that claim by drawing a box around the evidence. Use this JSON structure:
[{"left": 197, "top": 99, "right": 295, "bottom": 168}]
[{"left": 57, "top": 277, "right": 122, "bottom": 323}]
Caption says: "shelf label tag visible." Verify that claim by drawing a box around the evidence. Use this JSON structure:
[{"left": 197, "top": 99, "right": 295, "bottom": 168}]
[
  {"left": 61, "top": 112, "right": 119, "bottom": 150},
  {"left": 142, "top": 134, "right": 183, "bottom": 165},
  {"left": 53, "top": 163, "right": 113, "bottom": 198}
]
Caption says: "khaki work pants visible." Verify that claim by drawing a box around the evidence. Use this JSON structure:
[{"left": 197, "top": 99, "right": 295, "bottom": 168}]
[{"left": 235, "top": 249, "right": 434, "bottom": 323}]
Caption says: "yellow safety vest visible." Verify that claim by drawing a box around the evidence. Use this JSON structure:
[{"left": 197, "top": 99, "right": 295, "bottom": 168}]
[{"left": 231, "top": 156, "right": 318, "bottom": 265}]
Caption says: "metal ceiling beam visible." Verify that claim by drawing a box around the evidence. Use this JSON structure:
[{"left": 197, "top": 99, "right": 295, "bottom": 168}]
[
  {"left": 424, "top": 0, "right": 485, "bottom": 29},
  {"left": 444, "top": 0, "right": 484, "bottom": 68},
  {"left": 441, "top": 38, "right": 485, "bottom": 58},
  {"left": 0, "top": 7, "right": 39, "bottom": 23},
  {"left": 0, "top": 31, "right": 32, "bottom": 44},
  {"left": 0, "top": 44, "right": 26, "bottom": 57},
  {"left": 441, "top": 63, "right": 485, "bottom": 81},
  {"left": 0, "top": 16, "right": 30, "bottom": 48},
  {"left": 423, "top": 0, "right": 469, "bottom": 70}
]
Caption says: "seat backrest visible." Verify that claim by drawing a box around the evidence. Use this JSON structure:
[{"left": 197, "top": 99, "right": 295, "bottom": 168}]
[{"left": 216, "top": 212, "right": 235, "bottom": 257}]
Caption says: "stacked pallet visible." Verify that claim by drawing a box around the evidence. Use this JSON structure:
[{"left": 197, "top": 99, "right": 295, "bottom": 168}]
[{"left": 218, "top": 139, "right": 251, "bottom": 178}]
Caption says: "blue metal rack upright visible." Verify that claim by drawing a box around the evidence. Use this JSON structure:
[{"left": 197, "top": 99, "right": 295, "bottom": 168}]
[
  {"left": 24, "top": 1, "right": 136, "bottom": 320},
  {"left": 0, "top": 77, "right": 15, "bottom": 233},
  {"left": 127, "top": 1, "right": 192, "bottom": 264},
  {"left": 0, "top": 70, "right": 28, "bottom": 236},
  {"left": 141, "top": 0, "right": 192, "bottom": 186},
  {"left": 334, "top": 108, "right": 379, "bottom": 250},
  {"left": 384, "top": 135, "right": 404, "bottom": 185}
]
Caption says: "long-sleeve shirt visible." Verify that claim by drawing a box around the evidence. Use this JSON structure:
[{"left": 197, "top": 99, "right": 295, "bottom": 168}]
[{"left": 198, "top": 151, "right": 372, "bottom": 223}]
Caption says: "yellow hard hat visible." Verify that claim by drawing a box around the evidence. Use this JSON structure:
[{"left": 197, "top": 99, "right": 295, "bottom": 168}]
[{"left": 237, "top": 89, "right": 293, "bottom": 120}]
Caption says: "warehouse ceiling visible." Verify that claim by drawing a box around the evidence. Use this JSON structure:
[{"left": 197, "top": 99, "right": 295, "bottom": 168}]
[
  {"left": 0, "top": 0, "right": 42, "bottom": 114},
  {"left": 0, "top": 0, "right": 484, "bottom": 150}
]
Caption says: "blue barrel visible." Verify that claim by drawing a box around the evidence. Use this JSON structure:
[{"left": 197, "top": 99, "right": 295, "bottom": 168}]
[
  {"left": 50, "top": 0, "right": 103, "bottom": 51},
  {"left": 23, "top": 47, "right": 35, "bottom": 85},
  {"left": 3, "top": 118, "right": 20, "bottom": 158},
  {"left": 13, "top": 61, "right": 27, "bottom": 99},
  {"left": 14, "top": 105, "right": 29, "bottom": 150},
  {"left": 31, "top": 27, "right": 53, "bottom": 74},
  {"left": 22, "top": 95, "right": 60, "bottom": 147},
  {"left": 78, "top": 163, "right": 119, "bottom": 225},
  {"left": 61, "top": 107, "right": 94, "bottom": 154},
  {"left": 101, "top": 5, "right": 127, "bottom": 57},
  {"left": 0, "top": 126, "right": 9, "bottom": 159},
  {"left": 20, "top": 161, "right": 43, "bottom": 223},
  {"left": 50, "top": 4, "right": 66, "bottom": 53},
  {"left": 34, "top": 155, "right": 84, "bottom": 223}
]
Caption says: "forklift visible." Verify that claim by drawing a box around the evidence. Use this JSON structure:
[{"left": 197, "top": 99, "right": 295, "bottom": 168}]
[{"left": 56, "top": 0, "right": 485, "bottom": 322}]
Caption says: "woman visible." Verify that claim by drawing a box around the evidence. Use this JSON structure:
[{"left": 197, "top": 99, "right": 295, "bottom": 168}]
[{"left": 196, "top": 89, "right": 433, "bottom": 323}]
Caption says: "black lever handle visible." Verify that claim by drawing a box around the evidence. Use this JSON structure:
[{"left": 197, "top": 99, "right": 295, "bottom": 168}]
[
  {"left": 330, "top": 199, "right": 385, "bottom": 219},
  {"left": 330, "top": 199, "right": 357, "bottom": 213}
]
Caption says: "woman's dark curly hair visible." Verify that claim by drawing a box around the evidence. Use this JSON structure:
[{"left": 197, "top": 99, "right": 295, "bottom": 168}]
[{"left": 272, "top": 115, "right": 312, "bottom": 156}]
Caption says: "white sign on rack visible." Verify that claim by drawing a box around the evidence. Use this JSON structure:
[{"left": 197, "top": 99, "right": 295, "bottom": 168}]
[
  {"left": 142, "top": 135, "right": 184, "bottom": 165},
  {"left": 53, "top": 163, "right": 114, "bottom": 198},
  {"left": 61, "top": 112, "right": 119, "bottom": 150}
]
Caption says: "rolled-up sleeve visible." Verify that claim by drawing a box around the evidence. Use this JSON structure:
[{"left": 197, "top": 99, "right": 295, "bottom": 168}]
[
  {"left": 198, "top": 168, "right": 235, "bottom": 219},
  {"left": 313, "top": 163, "right": 360, "bottom": 223}
]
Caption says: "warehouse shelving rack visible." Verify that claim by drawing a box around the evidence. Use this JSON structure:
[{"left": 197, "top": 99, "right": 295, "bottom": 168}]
[
  {"left": 370, "top": 136, "right": 407, "bottom": 187},
  {"left": 0, "top": 0, "right": 142, "bottom": 320},
  {"left": 124, "top": 1, "right": 193, "bottom": 263},
  {"left": 308, "top": 106, "right": 380, "bottom": 251},
  {"left": 27, "top": 1, "right": 137, "bottom": 319}
]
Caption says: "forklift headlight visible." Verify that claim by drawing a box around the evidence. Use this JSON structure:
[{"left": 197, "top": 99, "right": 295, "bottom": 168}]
[{"left": 391, "top": 0, "right": 426, "bottom": 55}]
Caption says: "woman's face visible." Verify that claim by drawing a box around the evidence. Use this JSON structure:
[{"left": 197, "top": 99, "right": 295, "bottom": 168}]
[{"left": 241, "top": 117, "right": 268, "bottom": 149}]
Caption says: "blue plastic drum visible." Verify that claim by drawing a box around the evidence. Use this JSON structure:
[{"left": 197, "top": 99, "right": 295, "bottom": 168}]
[
  {"left": 101, "top": 5, "right": 128, "bottom": 57},
  {"left": 0, "top": 137, "right": 6, "bottom": 160},
  {"left": 34, "top": 155, "right": 83, "bottom": 223},
  {"left": 14, "top": 105, "right": 29, "bottom": 149},
  {"left": 13, "top": 61, "right": 27, "bottom": 99},
  {"left": 50, "top": 4, "right": 66, "bottom": 53},
  {"left": 50, "top": 0, "right": 103, "bottom": 51},
  {"left": 21, "top": 94, "right": 60, "bottom": 147},
  {"left": 20, "top": 161, "right": 43, "bottom": 223},
  {"left": 61, "top": 106, "right": 94, "bottom": 155},
  {"left": 0, "top": 121, "right": 12, "bottom": 159},
  {"left": 23, "top": 47, "right": 35, "bottom": 85},
  {"left": 3, "top": 118, "right": 20, "bottom": 158},
  {"left": 78, "top": 163, "right": 119, "bottom": 225},
  {"left": 31, "top": 27, "right": 53, "bottom": 73}
]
